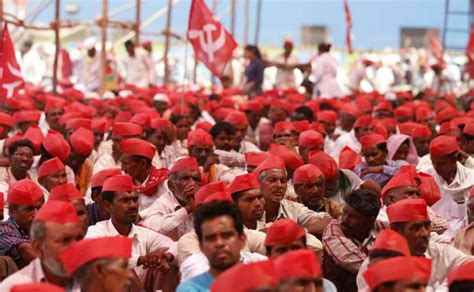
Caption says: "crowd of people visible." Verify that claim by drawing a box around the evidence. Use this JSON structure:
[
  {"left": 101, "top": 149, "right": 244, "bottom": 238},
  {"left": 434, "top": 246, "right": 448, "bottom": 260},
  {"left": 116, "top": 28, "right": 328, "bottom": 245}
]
[{"left": 1, "top": 36, "right": 474, "bottom": 292}]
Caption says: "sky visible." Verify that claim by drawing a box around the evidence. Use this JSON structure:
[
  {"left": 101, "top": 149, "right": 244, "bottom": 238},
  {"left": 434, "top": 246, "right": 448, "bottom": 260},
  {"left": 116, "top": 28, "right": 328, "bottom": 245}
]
[{"left": 26, "top": 0, "right": 473, "bottom": 50}]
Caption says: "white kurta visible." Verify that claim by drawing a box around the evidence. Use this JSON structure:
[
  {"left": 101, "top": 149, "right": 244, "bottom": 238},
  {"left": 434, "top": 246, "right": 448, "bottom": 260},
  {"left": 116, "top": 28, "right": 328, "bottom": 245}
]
[
  {"left": 309, "top": 52, "right": 343, "bottom": 98},
  {"left": 120, "top": 48, "right": 155, "bottom": 88},
  {"left": 330, "top": 130, "right": 361, "bottom": 159},
  {"left": 273, "top": 54, "right": 299, "bottom": 89}
]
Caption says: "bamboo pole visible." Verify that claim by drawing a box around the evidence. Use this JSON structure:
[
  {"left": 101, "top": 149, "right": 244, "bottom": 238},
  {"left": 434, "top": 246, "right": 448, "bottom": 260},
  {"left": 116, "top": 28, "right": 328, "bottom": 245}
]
[
  {"left": 52, "top": 0, "right": 60, "bottom": 94},
  {"left": 135, "top": 0, "right": 141, "bottom": 45},
  {"left": 99, "top": 0, "right": 108, "bottom": 94},
  {"left": 230, "top": 0, "right": 236, "bottom": 35},
  {"left": 244, "top": 0, "right": 249, "bottom": 44},
  {"left": 255, "top": 0, "right": 262, "bottom": 45},
  {"left": 163, "top": 0, "right": 173, "bottom": 85}
]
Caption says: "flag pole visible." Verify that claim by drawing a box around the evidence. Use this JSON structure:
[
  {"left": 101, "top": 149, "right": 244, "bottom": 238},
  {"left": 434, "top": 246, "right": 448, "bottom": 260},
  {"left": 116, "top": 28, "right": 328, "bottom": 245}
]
[
  {"left": 52, "top": 0, "right": 60, "bottom": 95},
  {"left": 163, "top": 0, "right": 173, "bottom": 85},
  {"left": 99, "top": 0, "right": 108, "bottom": 94},
  {"left": 135, "top": 0, "right": 141, "bottom": 45},
  {"left": 244, "top": 0, "right": 249, "bottom": 44},
  {"left": 255, "top": 0, "right": 262, "bottom": 45}
]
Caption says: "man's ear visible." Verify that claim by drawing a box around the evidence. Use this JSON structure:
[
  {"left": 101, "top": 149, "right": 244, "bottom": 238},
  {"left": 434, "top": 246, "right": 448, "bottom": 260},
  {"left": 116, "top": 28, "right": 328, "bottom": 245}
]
[
  {"left": 103, "top": 199, "right": 113, "bottom": 214},
  {"left": 31, "top": 240, "right": 45, "bottom": 259},
  {"left": 91, "top": 260, "right": 107, "bottom": 279}
]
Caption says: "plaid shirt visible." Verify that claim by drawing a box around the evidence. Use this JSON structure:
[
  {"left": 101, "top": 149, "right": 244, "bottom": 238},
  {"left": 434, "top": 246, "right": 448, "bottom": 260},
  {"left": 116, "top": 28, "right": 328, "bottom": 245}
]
[
  {"left": 87, "top": 202, "right": 105, "bottom": 226},
  {"left": 0, "top": 218, "right": 30, "bottom": 264}
]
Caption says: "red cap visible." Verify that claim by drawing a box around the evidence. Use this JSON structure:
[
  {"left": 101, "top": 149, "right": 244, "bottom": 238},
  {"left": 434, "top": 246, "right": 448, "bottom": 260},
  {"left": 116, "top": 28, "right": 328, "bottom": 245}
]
[
  {"left": 91, "top": 118, "right": 109, "bottom": 133},
  {"left": 298, "top": 130, "right": 324, "bottom": 148},
  {"left": 241, "top": 99, "right": 264, "bottom": 112},
  {"left": 11, "top": 283, "right": 64, "bottom": 292},
  {"left": 394, "top": 106, "right": 414, "bottom": 120},
  {"left": 463, "top": 122, "right": 474, "bottom": 136},
  {"left": 120, "top": 138, "right": 156, "bottom": 160},
  {"left": 339, "top": 146, "right": 362, "bottom": 171},
  {"left": 293, "top": 164, "right": 323, "bottom": 185},
  {"left": 341, "top": 104, "right": 363, "bottom": 118},
  {"left": 229, "top": 173, "right": 260, "bottom": 194},
  {"left": 245, "top": 152, "right": 270, "bottom": 167},
  {"left": 364, "top": 256, "right": 432, "bottom": 290},
  {"left": 387, "top": 198, "right": 428, "bottom": 223},
  {"left": 42, "top": 130, "right": 71, "bottom": 162},
  {"left": 371, "top": 229, "right": 410, "bottom": 256},
  {"left": 317, "top": 110, "right": 338, "bottom": 123},
  {"left": 447, "top": 261, "right": 474, "bottom": 286},
  {"left": 353, "top": 116, "right": 373, "bottom": 129},
  {"left": 112, "top": 122, "right": 143, "bottom": 138},
  {"left": 429, "top": 135, "right": 459, "bottom": 157},
  {"left": 412, "top": 125, "right": 432, "bottom": 138},
  {"left": 45, "top": 99, "right": 66, "bottom": 113},
  {"left": 211, "top": 260, "right": 278, "bottom": 292},
  {"left": 130, "top": 113, "right": 151, "bottom": 127},
  {"left": 309, "top": 122, "right": 326, "bottom": 135},
  {"left": 292, "top": 120, "right": 310, "bottom": 133},
  {"left": 381, "top": 171, "right": 417, "bottom": 200},
  {"left": 38, "top": 157, "right": 65, "bottom": 178},
  {"left": 150, "top": 118, "right": 172, "bottom": 131},
  {"left": 308, "top": 151, "right": 338, "bottom": 180},
  {"left": 70, "top": 127, "right": 94, "bottom": 156},
  {"left": 268, "top": 144, "right": 303, "bottom": 171},
  {"left": 60, "top": 237, "right": 132, "bottom": 275},
  {"left": 273, "top": 121, "right": 296, "bottom": 135},
  {"left": 49, "top": 183, "right": 83, "bottom": 202},
  {"left": 34, "top": 200, "right": 80, "bottom": 224},
  {"left": 436, "top": 106, "right": 457, "bottom": 124},
  {"left": 195, "top": 181, "right": 228, "bottom": 206},
  {"left": 169, "top": 157, "right": 200, "bottom": 174},
  {"left": 23, "top": 126, "right": 44, "bottom": 153},
  {"left": 13, "top": 110, "right": 41, "bottom": 124},
  {"left": 7, "top": 179, "right": 43, "bottom": 206},
  {"left": 65, "top": 118, "right": 92, "bottom": 131},
  {"left": 274, "top": 249, "right": 321, "bottom": 281},
  {"left": 418, "top": 172, "right": 441, "bottom": 206},
  {"left": 252, "top": 155, "right": 286, "bottom": 178},
  {"left": 188, "top": 129, "right": 214, "bottom": 147},
  {"left": 360, "top": 134, "right": 386, "bottom": 150},
  {"left": 415, "top": 107, "right": 434, "bottom": 122},
  {"left": 102, "top": 174, "right": 134, "bottom": 192},
  {"left": 0, "top": 112, "right": 14, "bottom": 127},
  {"left": 225, "top": 111, "right": 248, "bottom": 126},
  {"left": 380, "top": 117, "right": 397, "bottom": 129},
  {"left": 398, "top": 122, "right": 421, "bottom": 136},
  {"left": 195, "top": 121, "right": 213, "bottom": 133},
  {"left": 374, "top": 100, "right": 393, "bottom": 112},
  {"left": 91, "top": 168, "right": 123, "bottom": 188},
  {"left": 202, "top": 191, "right": 233, "bottom": 205},
  {"left": 264, "top": 219, "right": 305, "bottom": 246}
]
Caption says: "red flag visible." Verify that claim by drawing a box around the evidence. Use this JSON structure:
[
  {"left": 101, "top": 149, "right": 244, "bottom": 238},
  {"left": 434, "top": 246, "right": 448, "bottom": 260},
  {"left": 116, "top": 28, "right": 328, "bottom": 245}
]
[
  {"left": 429, "top": 32, "right": 444, "bottom": 64},
  {"left": 343, "top": 0, "right": 353, "bottom": 54},
  {"left": 187, "top": 0, "right": 237, "bottom": 77},
  {"left": 466, "top": 25, "right": 474, "bottom": 60},
  {"left": 0, "top": 23, "right": 24, "bottom": 98}
]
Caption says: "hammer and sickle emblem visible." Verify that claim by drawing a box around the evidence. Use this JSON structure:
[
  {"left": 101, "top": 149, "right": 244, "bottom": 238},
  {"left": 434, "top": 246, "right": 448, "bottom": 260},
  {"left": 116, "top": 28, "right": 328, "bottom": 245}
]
[{"left": 188, "top": 23, "right": 226, "bottom": 63}]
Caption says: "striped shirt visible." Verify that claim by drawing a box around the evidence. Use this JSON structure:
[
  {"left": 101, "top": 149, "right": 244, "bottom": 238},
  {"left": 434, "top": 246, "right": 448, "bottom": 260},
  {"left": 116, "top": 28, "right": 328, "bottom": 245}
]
[{"left": 0, "top": 218, "right": 30, "bottom": 265}]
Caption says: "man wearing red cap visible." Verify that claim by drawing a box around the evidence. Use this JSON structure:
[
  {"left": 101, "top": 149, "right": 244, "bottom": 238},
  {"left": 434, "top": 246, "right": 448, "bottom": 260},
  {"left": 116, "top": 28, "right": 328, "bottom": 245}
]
[
  {"left": 0, "top": 180, "right": 44, "bottom": 268},
  {"left": 0, "top": 200, "right": 83, "bottom": 291},
  {"left": 269, "top": 39, "right": 299, "bottom": 89},
  {"left": 447, "top": 261, "right": 474, "bottom": 291},
  {"left": 347, "top": 56, "right": 376, "bottom": 92},
  {"left": 387, "top": 198, "right": 473, "bottom": 290},
  {"left": 293, "top": 164, "right": 342, "bottom": 219},
  {"left": 121, "top": 39, "right": 156, "bottom": 88},
  {"left": 85, "top": 174, "right": 177, "bottom": 286},
  {"left": 37, "top": 157, "right": 67, "bottom": 200},
  {"left": 298, "top": 130, "right": 325, "bottom": 163},
  {"left": 49, "top": 183, "right": 88, "bottom": 234},
  {"left": 87, "top": 168, "right": 122, "bottom": 226},
  {"left": 424, "top": 135, "right": 474, "bottom": 237},
  {"left": 210, "top": 122, "right": 247, "bottom": 174},
  {"left": 322, "top": 189, "right": 385, "bottom": 292},
  {"left": 412, "top": 124, "right": 432, "bottom": 169},
  {"left": 66, "top": 127, "right": 94, "bottom": 195},
  {"left": 141, "top": 157, "right": 201, "bottom": 241},
  {"left": 147, "top": 118, "right": 176, "bottom": 169},
  {"left": 331, "top": 115, "right": 374, "bottom": 158},
  {"left": 225, "top": 111, "right": 260, "bottom": 154},
  {"left": 0, "top": 140, "right": 36, "bottom": 187},
  {"left": 39, "top": 130, "right": 75, "bottom": 184}
]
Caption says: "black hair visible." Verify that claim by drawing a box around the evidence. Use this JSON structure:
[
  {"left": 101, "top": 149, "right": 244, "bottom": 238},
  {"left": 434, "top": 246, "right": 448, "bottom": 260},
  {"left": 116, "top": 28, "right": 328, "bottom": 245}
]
[
  {"left": 376, "top": 142, "right": 388, "bottom": 151},
  {"left": 344, "top": 189, "right": 381, "bottom": 217},
  {"left": 194, "top": 200, "right": 244, "bottom": 242},
  {"left": 462, "top": 133, "right": 474, "bottom": 142},
  {"left": 8, "top": 139, "right": 34, "bottom": 157},
  {"left": 37, "top": 145, "right": 54, "bottom": 167},
  {"left": 244, "top": 44, "right": 262, "bottom": 59},
  {"left": 231, "top": 190, "right": 245, "bottom": 203},
  {"left": 124, "top": 40, "right": 134, "bottom": 47},
  {"left": 101, "top": 191, "right": 115, "bottom": 204},
  {"left": 369, "top": 249, "right": 404, "bottom": 260},
  {"left": 170, "top": 114, "right": 187, "bottom": 125},
  {"left": 449, "top": 280, "right": 474, "bottom": 292},
  {"left": 127, "top": 153, "right": 152, "bottom": 167},
  {"left": 209, "top": 93, "right": 221, "bottom": 101},
  {"left": 265, "top": 236, "right": 307, "bottom": 254},
  {"left": 318, "top": 43, "right": 331, "bottom": 53},
  {"left": 210, "top": 122, "right": 235, "bottom": 139},
  {"left": 294, "top": 106, "right": 314, "bottom": 122}
]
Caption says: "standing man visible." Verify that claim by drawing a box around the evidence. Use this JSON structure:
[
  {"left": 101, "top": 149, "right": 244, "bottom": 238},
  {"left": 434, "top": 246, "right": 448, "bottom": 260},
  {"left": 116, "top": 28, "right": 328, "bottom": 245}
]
[
  {"left": 120, "top": 40, "right": 156, "bottom": 88},
  {"left": 309, "top": 43, "right": 343, "bottom": 98},
  {"left": 77, "top": 37, "right": 100, "bottom": 92},
  {"left": 273, "top": 39, "right": 299, "bottom": 89}
]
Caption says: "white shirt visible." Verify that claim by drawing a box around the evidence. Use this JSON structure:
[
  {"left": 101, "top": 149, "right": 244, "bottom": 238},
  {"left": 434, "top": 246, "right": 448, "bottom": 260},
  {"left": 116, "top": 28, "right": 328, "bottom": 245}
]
[
  {"left": 309, "top": 52, "right": 343, "bottom": 98},
  {"left": 179, "top": 251, "right": 267, "bottom": 282},
  {"left": 0, "top": 258, "right": 80, "bottom": 291},
  {"left": 330, "top": 130, "right": 361, "bottom": 159},
  {"left": 260, "top": 199, "right": 331, "bottom": 227},
  {"left": 20, "top": 49, "right": 46, "bottom": 85},
  {"left": 274, "top": 54, "right": 299, "bottom": 89},
  {"left": 348, "top": 60, "right": 370, "bottom": 91},
  {"left": 120, "top": 48, "right": 155, "bottom": 88},
  {"left": 239, "top": 140, "right": 261, "bottom": 154},
  {"left": 417, "top": 153, "right": 433, "bottom": 171},
  {"left": 134, "top": 176, "right": 168, "bottom": 218},
  {"left": 93, "top": 153, "right": 121, "bottom": 174}
]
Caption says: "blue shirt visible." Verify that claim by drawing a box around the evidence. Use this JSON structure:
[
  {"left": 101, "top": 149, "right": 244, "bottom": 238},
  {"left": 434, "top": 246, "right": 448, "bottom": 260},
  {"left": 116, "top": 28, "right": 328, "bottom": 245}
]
[
  {"left": 177, "top": 271, "right": 214, "bottom": 292},
  {"left": 244, "top": 58, "right": 264, "bottom": 94},
  {"left": 354, "top": 159, "right": 408, "bottom": 188}
]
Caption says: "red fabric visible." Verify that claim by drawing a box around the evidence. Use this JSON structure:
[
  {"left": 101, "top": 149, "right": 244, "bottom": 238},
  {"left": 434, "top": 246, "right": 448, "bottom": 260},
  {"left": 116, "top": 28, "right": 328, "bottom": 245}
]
[
  {"left": 466, "top": 24, "right": 474, "bottom": 61},
  {"left": 463, "top": 122, "right": 474, "bottom": 136},
  {"left": 429, "top": 32, "right": 444, "bottom": 64},
  {"left": 412, "top": 125, "right": 431, "bottom": 138},
  {"left": 0, "top": 23, "right": 24, "bottom": 98},
  {"left": 0, "top": 112, "right": 14, "bottom": 127},
  {"left": 273, "top": 121, "right": 295, "bottom": 134},
  {"left": 298, "top": 130, "right": 324, "bottom": 148},
  {"left": 112, "top": 122, "right": 143, "bottom": 138},
  {"left": 343, "top": 0, "right": 353, "bottom": 54},
  {"left": 42, "top": 130, "right": 71, "bottom": 162},
  {"left": 229, "top": 173, "right": 259, "bottom": 194},
  {"left": 252, "top": 155, "right": 286, "bottom": 178},
  {"left": 418, "top": 172, "right": 441, "bottom": 206},
  {"left": 202, "top": 191, "right": 232, "bottom": 205},
  {"left": 364, "top": 256, "right": 432, "bottom": 290},
  {"left": 11, "top": 283, "right": 64, "bottom": 292},
  {"left": 415, "top": 107, "right": 434, "bottom": 122},
  {"left": 448, "top": 261, "right": 474, "bottom": 285},
  {"left": 381, "top": 171, "right": 417, "bottom": 200},
  {"left": 23, "top": 126, "right": 44, "bottom": 153},
  {"left": 135, "top": 166, "right": 168, "bottom": 197},
  {"left": 70, "top": 127, "right": 94, "bottom": 156},
  {"left": 341, "top": 103, "right": 362, "bottom": 118},
  {"left": 308, "top": 151, "right": 338, "bottom": 179},
  {"left": 244, "top": 152, "right": 270, "bottom": 167},
  {"left": 225, "top": 111, "right": 248, "bottom": 126},
  {"left": 39, "top": 157, "right": 65, "bottom": 178},
  {"left": 13, "top": 110, "right": 40, "bottom": 124},
  {"left": 394, "top": 106, "right": 414, "bottom": 120},
  {"left": 120, "top": 138, "right": 156, "bottom": 160},
  {"left": 195, "top": 181, "right": 228, "bottom": 206},
  {"left": 371, "top": 229, "right": 410, "bottom": 256},
  {"left": 317, "top": 110, "right": 338, "bottom": 123},
  {"left": 60, "top": 237, "right": 132, "bottom": 274},
  {"left": 275, "top": 249, "right": 321, "bottom": 281},
  {"left": 169, "top": 157, "right": 200, "bottom": 174},
  {"left": 360, "top": 134, "right": 386, "bottom": 150},
  {"left": 150, "top": 118, "right": 172, "bottom": 131},
  {"left": 292, "top": 120, "right": 310, "bottom": 133},
  {"left": 429, "top": 135, "right": 459, "bottom": 157},
  {"left": 7, "top": 179, "right": 43, "bottom": 206},
  {"left": 188, "top": 129, "right": 214, "bottom": 147},
  {"left": 436, "top": 107, "right": 457, "bottom": 124},
  {"left": 130, "top": 113, "right": 151, "bottom": 127},
  {"left": 91, "top": 169, "right": 122, "bottom": 188},
  {"left": 34, "top": 200, "right": 80, "bottom": 224},
  {"left": 339, "top": 146, "right": 361, "bottom": 171},
  {"left": 387, "top": 199, "right": 429, "bottom": 223},
  {"left": 187, "top": 0, "right": 237, "bottom": 77},
  {"left": 264, "top": 219, "right": 305, "bottom": 246},
  {"left": 49, "top": 183, "right": 83, "bottom": 202},
  {"left": 102, "top": 174, "right": 134, "bottom": 192},
  {"left": 353, "top": 116, "right": 373, "bottom": 129},
  {"left": 91, "top": 118, "right": 109, "bottom": 134},
  {"left": 195, "top": 121, "right": 213, "bottom": 132},
  {"left": 293, "top": 164, "right": 323, "bottom": 185},
  {"left": 268, "top": 144, "right": 303, "bottom": 171}
]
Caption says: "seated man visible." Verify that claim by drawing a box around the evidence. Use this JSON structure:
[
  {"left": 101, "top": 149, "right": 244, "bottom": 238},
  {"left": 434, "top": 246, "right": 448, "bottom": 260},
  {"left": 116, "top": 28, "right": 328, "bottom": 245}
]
[
  {"left": 0, "top": 200, "right": 83, "bottom": 290},
  {"left": 424, "top": 135, "right": 474, "bottom": 237},
  {"left": 412, "top": 124, "right": 432, "bottom": 169},
  {"left": 298, "top": 130, "right": 324, "bottom": 164},
  {"left": 59, "top": 237, "right": 136, "bottom": 292},
  {"left": 322, "top": 189, "right": 385, "bottom": 292},
  {"left": 448, "top": 261, "right": 474, "bottom": 291},
  {"left": 87, "top": 168, "right": 122, "bottom": 226},
  {"left": 66, "top": 127, "right": 94, "bottom": 195},
  {"left": 210, "top": 122, "right": 246, "bottom": 173},
  {"left": 294, "top": 164, "right": 342, "bottom": 219},
  {"left": 272, "top": 121, "right": 298, "bottom": 149},
  {"left": 0, "top": 180, "right": 44, "bottom": 268},
  {"left": 37, "top": 157, "right": 68, "bottom": 200},
  {"left": 0, "top": 140, "right": 36, "bottom": 187},
  {"left": 85, "top": 174, "right": 177, "bottom": 288},
  {"left": 119, "top": 138, "right": 168, "bottom": 217},
  {"left": 254, "top": 155, "right": 331, "bottom": 236},
  {"left": 387, "top": 198, "right": 473, "bottom": 290},
  {"left": 142, "top": 157, "right": 201, "bottom": 240},
  {"left": 355, "top": 134, "right": 407, "bottom": 188},
  {"left": 224, "top": 110, "right": 260, "bottom": 153},
  {"left": 177, "top": 200, "right": 266, "bottom": 290}
]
